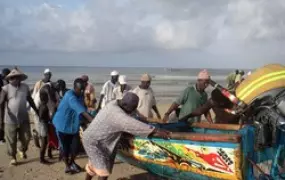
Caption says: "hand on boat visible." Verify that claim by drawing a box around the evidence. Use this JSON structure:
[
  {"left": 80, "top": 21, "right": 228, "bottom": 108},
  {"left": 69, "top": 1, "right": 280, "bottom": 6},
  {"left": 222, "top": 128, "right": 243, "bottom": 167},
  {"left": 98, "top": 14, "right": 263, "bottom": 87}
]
[{"left": 151, "top": 129, "right": 171, "bottom": 140}]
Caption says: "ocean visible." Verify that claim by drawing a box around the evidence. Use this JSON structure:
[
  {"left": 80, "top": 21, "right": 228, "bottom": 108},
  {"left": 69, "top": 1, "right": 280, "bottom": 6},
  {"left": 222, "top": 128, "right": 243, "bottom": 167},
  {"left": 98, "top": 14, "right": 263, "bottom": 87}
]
[{"left": 0, "top": 66, "right": 240, "bottom": 103}]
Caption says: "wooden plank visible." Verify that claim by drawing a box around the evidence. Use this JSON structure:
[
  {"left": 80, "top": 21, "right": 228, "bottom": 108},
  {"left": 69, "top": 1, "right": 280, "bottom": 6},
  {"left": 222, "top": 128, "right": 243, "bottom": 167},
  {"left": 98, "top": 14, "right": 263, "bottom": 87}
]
[
  {"left": 191, "top": 122, "right": 243, "bottom": 131},
  {"left": 169, "top": 132, "right": 241, "bottom": 143}
]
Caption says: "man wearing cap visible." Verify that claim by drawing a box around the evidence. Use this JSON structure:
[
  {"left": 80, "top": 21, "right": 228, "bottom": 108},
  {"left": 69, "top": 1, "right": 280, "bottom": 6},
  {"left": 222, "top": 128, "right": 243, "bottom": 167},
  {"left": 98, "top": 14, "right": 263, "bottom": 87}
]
[
  {"left": 132, "top": 74, "right": 161, "bottom": 120},
  {"left": 0, "top": 68, "right": 11, "bottom": 143},
  {"left": 81, "top": 75, "right": 96, "bottom": 115},
  {"left": 112, "top": 75, "right": 132, "bottom": 100},
  {"left": 163, "top": 70, "right": 213, "bottom": 124},
  {"left": 0, "top": 67, "right": 39, "bottom": 165},
  {"left": 97, "top": 71, "right": 119, "bottom": 111},
  {"left": 83, "top": 92, "right": 171, "bottom": 180},
  {"left": 32, "top": 69, "right": 52, "bottom": 97}
]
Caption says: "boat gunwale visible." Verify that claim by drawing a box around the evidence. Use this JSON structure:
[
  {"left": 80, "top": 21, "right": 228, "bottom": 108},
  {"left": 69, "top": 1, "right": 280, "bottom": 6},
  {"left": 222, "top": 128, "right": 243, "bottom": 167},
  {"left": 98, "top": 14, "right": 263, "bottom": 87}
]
[
  {"left": 190, "top": 122, "right": 244, "bottom": 131},
  {"left": 164, "top": 132, "right": 241, "bottom": 143}
]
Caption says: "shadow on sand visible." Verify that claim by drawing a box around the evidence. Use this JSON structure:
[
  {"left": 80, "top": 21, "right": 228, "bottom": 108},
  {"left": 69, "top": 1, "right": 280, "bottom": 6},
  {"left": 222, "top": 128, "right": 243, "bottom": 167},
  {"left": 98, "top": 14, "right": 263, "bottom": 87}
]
[{"left": 128, "top": 173, "right": 168, "bottom": 180}]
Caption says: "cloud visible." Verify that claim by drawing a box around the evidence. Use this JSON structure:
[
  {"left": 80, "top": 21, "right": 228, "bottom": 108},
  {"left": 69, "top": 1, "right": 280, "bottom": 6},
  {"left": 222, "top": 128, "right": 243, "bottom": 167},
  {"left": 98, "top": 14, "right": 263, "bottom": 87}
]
[{"left": 0, "top": 0, "right": 285, "bottom": 67}]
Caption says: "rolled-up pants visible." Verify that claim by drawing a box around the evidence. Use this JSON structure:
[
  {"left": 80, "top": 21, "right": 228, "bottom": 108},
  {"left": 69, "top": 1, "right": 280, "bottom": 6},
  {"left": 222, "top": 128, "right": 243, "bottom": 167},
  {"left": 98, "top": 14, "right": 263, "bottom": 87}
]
[{"left": 5, "top": 123, "right": 31, "bottom": 158}]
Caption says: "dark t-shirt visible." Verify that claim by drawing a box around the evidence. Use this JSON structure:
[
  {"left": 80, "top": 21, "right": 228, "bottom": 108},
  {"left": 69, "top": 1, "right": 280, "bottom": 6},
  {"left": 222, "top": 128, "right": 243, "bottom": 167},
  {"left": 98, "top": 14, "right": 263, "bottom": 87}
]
[
  {"left": 39, "top": 104, "right": 50, "bottom": 123},
  {"left": 212, "top": 106, "right": 239, "bottom": 124}
]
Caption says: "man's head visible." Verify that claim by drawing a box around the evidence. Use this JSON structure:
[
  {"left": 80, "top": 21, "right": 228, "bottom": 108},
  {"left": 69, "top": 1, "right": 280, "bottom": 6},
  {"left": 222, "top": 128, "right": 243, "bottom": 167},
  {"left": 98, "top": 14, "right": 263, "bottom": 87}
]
[
  {"left": 43, "top": 69, "right": 52, "bottom": 82},
  {"left": 120, "top": 92, "right": 139, "bottom": 114},
  {"left": 2, "top": 68, "right": 11, "bottom": 78},
  {"left": 196, "top": 70, "right": 210, "bottom": 91},
  {"left": 110, "top": 70, "right": 119, "bottom": 84},
  {"left": 57, "top": 79, "right": 66, "bottom": 91},
  {"left": 73, "top": 78, "right": 86, "bottom": 97},
  {"left": 140, "top": 74, "right": 151, "bottom": 89},
  {"left": 81, "top": 75, "right": 89, "bottom": 83},
  {"left": 239, "top": 70, "right": 245, "bottom": 76},
  {"left": 235, "top": 69, "right": 239, "bottom": 74}
]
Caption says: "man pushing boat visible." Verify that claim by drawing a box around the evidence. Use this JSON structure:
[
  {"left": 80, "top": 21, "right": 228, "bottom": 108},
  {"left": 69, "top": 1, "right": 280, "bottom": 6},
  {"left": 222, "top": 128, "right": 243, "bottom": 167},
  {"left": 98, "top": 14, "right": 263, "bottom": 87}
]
[
  {"left": 163, "top": 69, "right": 213, "bottom": 123},
  {"left": 82, "top": 92, "right": 171, "bottom": 180}
]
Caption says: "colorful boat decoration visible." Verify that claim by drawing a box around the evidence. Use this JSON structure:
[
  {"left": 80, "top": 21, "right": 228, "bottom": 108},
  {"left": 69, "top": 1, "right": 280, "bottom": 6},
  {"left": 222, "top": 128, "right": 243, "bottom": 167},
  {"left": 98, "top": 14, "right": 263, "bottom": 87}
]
[
  {"left": 116, "top": 64, "right": 285, "bottom": 180},
  {"left": 117, "top": 123, "right": 245, "bottom": 180}
]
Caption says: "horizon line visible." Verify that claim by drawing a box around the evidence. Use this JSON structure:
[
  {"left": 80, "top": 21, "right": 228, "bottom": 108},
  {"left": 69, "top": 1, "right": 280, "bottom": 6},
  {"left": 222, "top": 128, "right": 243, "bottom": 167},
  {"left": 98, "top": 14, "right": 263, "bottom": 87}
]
[{"left": 0, "top": 64, "right": 250, "bottom": 70}]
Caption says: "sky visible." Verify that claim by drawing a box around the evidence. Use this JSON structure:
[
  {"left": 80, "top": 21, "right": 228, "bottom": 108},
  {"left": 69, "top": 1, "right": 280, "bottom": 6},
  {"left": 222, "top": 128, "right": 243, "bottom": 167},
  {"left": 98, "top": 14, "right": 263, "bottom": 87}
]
[{"left": 0, "top": 0, "right": 285, "bottom": 68}]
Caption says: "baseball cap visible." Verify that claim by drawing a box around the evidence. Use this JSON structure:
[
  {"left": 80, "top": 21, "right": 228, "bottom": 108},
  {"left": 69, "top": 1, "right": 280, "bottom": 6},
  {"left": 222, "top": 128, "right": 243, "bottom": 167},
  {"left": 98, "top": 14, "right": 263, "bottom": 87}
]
[
  {"left": 119, "top": 75, "right": 127, "bottom": 84},
  {"left": 110, "top": 70, "right": 119, "bottom": 76},
  {"left": 44, "top": 69, "right": 51, "bottom": 74}
]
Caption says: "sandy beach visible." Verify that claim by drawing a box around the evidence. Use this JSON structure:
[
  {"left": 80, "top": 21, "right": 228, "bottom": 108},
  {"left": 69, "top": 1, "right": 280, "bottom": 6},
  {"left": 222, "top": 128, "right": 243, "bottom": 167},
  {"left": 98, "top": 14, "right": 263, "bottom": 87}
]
[{"left": 0, "top": 104, "right": 172, "bottom": 180}]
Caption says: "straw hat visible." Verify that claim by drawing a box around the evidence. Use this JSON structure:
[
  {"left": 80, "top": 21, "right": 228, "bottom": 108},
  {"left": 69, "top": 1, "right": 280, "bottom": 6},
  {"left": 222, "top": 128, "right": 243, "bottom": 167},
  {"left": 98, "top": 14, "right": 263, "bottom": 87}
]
[{"left": 5, "top": 67, "right": 28, "bottom": 81}]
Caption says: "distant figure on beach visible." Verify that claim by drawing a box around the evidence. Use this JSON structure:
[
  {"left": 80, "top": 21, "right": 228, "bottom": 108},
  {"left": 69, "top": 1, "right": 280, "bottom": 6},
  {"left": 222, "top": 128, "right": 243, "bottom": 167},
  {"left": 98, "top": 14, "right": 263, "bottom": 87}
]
[
  {"left": 81, "top": 75, "right": 97, "bottom": 115},
  {"left": 32, "top": 68, "right": 53, "bottom": 98},
  {"left": 112, "top": 75, "right": 132, "bottom": 100},
  {"left": 0, "top": 68, "right": 38, "bottom": 165},
  {"left": 163, "top": 70, "right": 213, "bottom": 123},
  {"left": 179, "top": 89, "right": 240, "bottom": 124},
  {"left": 97, "top": 71, "right": 119, "bottom": 112},
  {"left": 132, "top": 74, "right": 161, "bottom": 121},
  {"left": 235, "top": 70, "right": 245, "bottom": 84},
  {"left": 226, "top": 69, "right": 239, "bottom": 92},
  {"left": 82, "top": 92, "right": 171, "bottom": 180},
  {"left": 31, "top": 68, "right": 53, "bottom": 147},
  {"left": 0, "top": 68, "right": 10, "bottom": 143},
  {"left": 53, "top": 78, "right": 93, "bottom": 174}
]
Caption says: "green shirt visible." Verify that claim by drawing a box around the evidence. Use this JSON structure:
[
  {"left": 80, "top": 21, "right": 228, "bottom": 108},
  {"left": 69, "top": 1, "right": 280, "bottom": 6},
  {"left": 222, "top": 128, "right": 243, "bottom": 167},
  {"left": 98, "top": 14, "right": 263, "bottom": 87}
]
[
  {"left": 175, "top": 86, "right": 208, "bottom": 123},
  {"left": 226, "top": 73, "right": 237, "bottom": 91}
]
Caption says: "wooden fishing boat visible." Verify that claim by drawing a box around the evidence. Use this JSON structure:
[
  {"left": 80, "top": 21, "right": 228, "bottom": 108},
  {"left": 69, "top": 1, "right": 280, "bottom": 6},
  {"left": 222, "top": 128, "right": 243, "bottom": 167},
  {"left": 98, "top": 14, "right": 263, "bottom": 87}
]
[{"left": 116, "top": 64, "right": 285, "bottom": 180}]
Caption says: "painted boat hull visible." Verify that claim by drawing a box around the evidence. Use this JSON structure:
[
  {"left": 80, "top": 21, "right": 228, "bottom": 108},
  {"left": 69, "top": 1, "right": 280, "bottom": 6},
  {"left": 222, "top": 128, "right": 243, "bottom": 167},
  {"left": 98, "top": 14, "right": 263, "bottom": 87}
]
[{"left": 117, "top": 122, "right": 248, "bottom": 180}]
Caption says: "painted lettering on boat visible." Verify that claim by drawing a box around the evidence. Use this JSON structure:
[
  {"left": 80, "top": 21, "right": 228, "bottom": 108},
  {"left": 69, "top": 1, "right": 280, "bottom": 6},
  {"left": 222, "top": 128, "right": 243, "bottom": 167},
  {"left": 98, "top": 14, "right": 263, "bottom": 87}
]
[{"left": 218, "top": 148, "right": 234, "bottom": 166}]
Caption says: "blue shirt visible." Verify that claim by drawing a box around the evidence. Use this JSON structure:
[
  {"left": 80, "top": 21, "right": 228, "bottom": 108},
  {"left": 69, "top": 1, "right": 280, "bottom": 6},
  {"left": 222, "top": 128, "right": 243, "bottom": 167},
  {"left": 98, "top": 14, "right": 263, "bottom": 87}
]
[{"left": 53, "top": 90, "right": 86, "bottom": 134}]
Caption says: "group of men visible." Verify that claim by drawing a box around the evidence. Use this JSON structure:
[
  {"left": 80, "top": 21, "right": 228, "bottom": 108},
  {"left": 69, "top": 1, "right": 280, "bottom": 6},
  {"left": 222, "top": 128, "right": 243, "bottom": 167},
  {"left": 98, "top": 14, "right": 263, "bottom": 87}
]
[
  {"left": 226, "top": 69, "right": 251, "bottom": 93},
  {"left": 0, "top": 66, "right": 241, "bottom": 180}
]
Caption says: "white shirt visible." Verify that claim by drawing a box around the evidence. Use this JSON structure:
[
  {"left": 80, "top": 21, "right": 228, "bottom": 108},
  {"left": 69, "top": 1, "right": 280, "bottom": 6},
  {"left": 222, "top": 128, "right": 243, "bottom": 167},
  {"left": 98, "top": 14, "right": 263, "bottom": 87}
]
[
  {"left": 112, "top": 85, "right": 132, "bottom": 100},
  {"left": 132, "top": 86, "right": 156, "bottom": 118},
  {"left": 100, "top": 80, "right": 118, "bottom": 108}
]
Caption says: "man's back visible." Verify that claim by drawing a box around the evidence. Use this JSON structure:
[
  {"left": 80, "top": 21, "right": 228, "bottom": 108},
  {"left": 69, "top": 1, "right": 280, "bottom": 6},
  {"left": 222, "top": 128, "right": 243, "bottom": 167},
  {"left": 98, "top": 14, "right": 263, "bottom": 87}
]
[{"left": 227, "top": 73, "right": 236, "bottom": 90}]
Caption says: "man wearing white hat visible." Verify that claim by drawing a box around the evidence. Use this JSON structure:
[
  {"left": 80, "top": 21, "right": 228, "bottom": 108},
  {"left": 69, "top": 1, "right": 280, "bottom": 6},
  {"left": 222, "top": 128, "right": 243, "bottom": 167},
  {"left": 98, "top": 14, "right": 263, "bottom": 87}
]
[
  {"left": 112, "top": 75, "right": 132, "bottom": 100},
  {"left": 0, "top": 67, "right": 38, "bottom": 165},
  {"left": 31, "top": 68, "right": 53, "bottom": 148},
  {"left": 97, "top": 71, "right": 119, "bottom": 111},
  {"left": 132, "top": 74, "right": 161, "bottom": 120}
]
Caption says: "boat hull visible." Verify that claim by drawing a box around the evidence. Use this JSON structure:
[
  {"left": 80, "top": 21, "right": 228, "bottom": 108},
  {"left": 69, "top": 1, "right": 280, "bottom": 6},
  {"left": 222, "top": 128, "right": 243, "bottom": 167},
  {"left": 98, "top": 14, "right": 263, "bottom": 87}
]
[{"left": 117, "top": 123, "right": 245, "bottom": 180}]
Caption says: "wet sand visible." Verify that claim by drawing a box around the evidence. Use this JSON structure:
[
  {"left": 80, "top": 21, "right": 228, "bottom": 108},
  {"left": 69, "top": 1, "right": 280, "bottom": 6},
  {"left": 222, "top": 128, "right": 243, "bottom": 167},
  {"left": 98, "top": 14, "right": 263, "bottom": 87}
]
[{"left": 0, "top": 104, "right": 172, "bottom": 180}]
